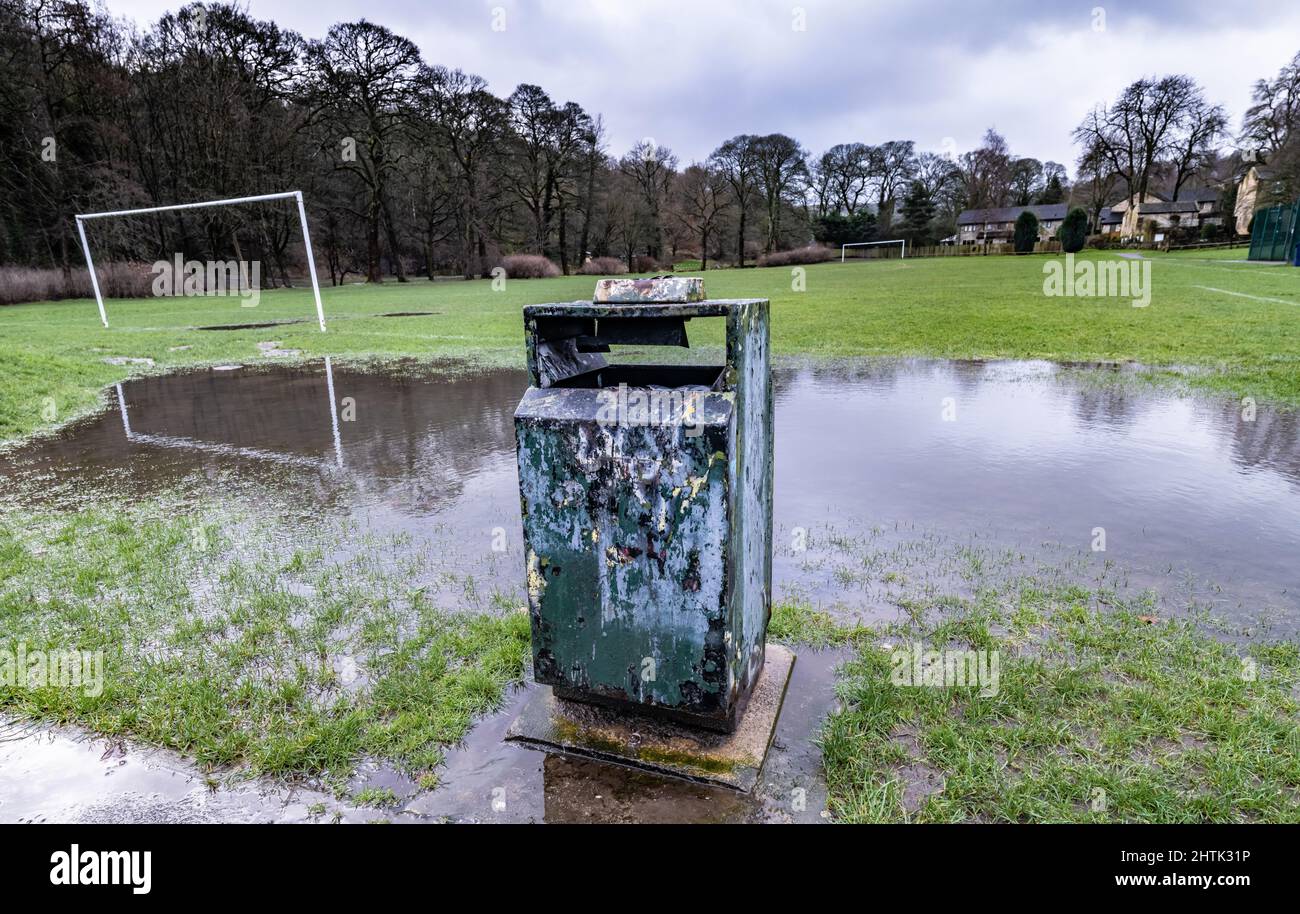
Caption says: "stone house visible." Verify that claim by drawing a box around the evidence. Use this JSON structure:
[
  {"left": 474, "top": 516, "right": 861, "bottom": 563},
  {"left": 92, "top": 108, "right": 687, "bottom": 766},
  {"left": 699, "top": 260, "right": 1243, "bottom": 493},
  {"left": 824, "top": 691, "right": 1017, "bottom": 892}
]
[{"left": 955, "top": 204, "right": 1070, "bottom": 244}]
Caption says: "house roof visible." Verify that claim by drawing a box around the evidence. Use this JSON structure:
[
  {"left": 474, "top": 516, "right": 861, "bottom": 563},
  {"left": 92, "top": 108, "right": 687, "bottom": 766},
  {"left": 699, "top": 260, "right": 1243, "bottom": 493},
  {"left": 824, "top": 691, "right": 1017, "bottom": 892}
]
[
  {"left": 1177, "top": 186, "right": 1221, "bottom": 204},
  {"left": 1109, "top": 187, "right": 1220, "bottom": 210},
  {"left": 1098, "top": 207, "right": 1120, "bottom": 224},
  {"left": 957, "top": 203, "right": 1070, "bottom": 225},
  {"left": 1136, "top": 201, "right": 1199, "bottom": 214}
]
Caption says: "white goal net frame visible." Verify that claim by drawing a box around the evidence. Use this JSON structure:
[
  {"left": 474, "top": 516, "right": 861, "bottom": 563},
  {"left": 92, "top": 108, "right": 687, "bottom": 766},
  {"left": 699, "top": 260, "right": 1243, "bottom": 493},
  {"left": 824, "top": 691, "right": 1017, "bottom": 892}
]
[
  {"left": 74, "top": 190, "right": 327, "bottom": 331},
  {"left": 841, "top": 239, "right": 907, "bottom": 261}
]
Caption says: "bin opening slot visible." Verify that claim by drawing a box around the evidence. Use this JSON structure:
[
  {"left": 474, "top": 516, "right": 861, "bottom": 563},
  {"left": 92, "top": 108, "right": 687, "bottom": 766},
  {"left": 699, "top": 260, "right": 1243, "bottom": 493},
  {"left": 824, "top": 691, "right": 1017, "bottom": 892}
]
[
  {"left": 534, "top": 314, "right": 694, "bottom": 387},
  {"left": 547, "top": 364, "right": 725, "bottom": 391},
  {"left": 592, "top": 316, "right": 689, "bottom": 348},
  {"left": 534, "top": 316, "right": 606, "bottom": 387}
]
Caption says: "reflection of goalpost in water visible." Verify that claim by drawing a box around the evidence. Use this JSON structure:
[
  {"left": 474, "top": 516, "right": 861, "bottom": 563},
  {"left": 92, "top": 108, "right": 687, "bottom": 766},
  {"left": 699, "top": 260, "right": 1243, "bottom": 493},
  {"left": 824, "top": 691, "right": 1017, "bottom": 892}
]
[
  {"left": 841, "top": 239, "right": 906, "bottom": 261},
  {"left": 74, "top": 190, "right": 327, "bottom": 331},
  {"left": 114, "top": 356, "right": 344, "bottom": 469}
]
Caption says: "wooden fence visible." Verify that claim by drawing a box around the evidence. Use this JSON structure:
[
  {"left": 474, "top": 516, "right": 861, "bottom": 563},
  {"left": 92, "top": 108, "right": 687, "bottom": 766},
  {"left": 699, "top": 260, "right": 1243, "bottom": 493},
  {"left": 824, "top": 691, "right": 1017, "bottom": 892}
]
[
  {"left": 1162, "top": 240, "right": 1249, "bottom": 253},
  {"left": 845, "top": 241, "right": 1063, "bottom": 260}
]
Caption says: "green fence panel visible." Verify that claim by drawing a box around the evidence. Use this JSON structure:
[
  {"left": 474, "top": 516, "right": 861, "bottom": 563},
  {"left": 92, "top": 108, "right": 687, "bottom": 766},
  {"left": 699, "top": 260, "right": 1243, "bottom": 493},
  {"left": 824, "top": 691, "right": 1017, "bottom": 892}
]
[{"left": 1248, "top": 201, "right": 1300, "bottom": 261}]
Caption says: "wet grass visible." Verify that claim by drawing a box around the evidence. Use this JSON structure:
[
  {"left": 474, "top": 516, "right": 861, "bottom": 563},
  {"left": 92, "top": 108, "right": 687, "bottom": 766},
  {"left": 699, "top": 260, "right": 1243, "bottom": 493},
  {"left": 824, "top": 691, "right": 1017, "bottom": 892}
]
[
  {"left": 794, "top": 581, "right": 1300, "bottom": 823},
  {"left": 0, "top": 501, "right": 530, "bottom": 789},
  {"left": 3, "top": 247, "right": 1299, "bottom": 443},
  {"left": 769, "top": 598, "right": 868, "bottom": 648},
  {"left": 2, "top": 248, "right": 1299, "bottom": 819},
  {"left": 350, "top": 786, "right": 400, "bottom": 808},
  {"left": 771, "top": 523, "right": 1300, "bottom": 821}
]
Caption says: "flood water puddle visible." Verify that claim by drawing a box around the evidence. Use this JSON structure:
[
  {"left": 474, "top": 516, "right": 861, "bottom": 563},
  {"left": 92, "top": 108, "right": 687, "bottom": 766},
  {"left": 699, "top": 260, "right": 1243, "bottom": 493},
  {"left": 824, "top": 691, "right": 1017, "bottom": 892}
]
[
  {"left": 3, "top": 356, "right": 1299, "bottom": 822},
  {"left": 5, "top": 358, "right": 1297, "bottom": 630},
  {"left": 0, "top": 647, "right": 845, "bottom": 824}
]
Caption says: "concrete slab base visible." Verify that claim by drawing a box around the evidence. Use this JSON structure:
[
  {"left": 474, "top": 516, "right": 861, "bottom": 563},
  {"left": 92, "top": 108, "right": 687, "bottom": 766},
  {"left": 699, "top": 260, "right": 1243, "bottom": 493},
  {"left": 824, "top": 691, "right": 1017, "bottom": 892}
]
[{"left": 505, "top": 644, "right": 795, "bottom": 792}]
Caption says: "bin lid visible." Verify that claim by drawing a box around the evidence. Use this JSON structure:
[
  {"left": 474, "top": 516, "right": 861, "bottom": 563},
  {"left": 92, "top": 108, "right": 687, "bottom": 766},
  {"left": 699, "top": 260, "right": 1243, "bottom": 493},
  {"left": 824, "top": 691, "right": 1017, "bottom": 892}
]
[
  {"left": 526, "top": 275, "right": 765, "bottom": 319},
  {"left": 594, "top": 276, "right": 704, "bottom": 303},
  {"left": 524, "top": 300, "right": 741, "bottom": 319}
]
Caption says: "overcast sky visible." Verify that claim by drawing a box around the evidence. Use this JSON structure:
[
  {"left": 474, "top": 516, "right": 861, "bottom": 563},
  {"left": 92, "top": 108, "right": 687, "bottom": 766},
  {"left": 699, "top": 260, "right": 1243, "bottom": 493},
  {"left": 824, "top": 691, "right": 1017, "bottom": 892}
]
[{"left": 104, "top": 0, "right": 1300, "bottom": 174}]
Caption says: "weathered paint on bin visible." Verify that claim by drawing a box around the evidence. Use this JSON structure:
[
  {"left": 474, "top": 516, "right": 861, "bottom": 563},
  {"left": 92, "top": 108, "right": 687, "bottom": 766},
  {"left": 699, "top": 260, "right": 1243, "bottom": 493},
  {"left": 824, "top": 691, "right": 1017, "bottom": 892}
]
[
  {"left": 513, "top": 286, "right": 772, "bottom": 732},
  {"left": 592, "top": 276, "right": 705, "bottom": 304}
]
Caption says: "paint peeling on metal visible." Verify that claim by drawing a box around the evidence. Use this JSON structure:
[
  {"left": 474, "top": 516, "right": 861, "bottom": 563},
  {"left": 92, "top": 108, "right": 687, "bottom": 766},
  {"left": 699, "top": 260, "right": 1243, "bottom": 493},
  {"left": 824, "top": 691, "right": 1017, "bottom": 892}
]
[
  {"left": 514, "top": 286, "right": 772, "bottom": 732},
  {"left": 593, "top": 276, "right": 705, "bottom": 304}
]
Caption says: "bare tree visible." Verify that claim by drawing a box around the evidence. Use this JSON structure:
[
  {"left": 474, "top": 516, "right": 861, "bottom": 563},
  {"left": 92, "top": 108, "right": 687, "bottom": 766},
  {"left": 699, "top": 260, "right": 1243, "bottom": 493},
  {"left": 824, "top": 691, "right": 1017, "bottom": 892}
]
[
  {"left": 0, "top": 0, "right": 123, "bottom": 277},
  {"left": 818, "top": 142, "right": 873, "bottom": 215},
  {"left": 672, "top": 164, "right": 728, "bottom": 270},
  {"left": 505, "top": 83, "right": 557, "bottom": 255},
  {"left": 806, "top": 151, "right": 835, "bottom": 219},
  {"left": 959, "top": 129, "right": 1013, "bottom": 209},
  {"left": 869, "top": 140, "right": 916, "bottom": 231},
  {"left": 408, "top": 134, "right": 458, "bottom": 280},
  {"left": 1073, "top": 75, "right": 1221, "bottom": 205},
  {"left": 1241, "top": 51, "right": 1300, "bottom": 156},
  {"left": 1008, "top": 158, "right": 1043, "bottom": 206},
  {"left": 913, "top": 151, "right": 963, "bottom": 217},
  {"left": 1073, "top": 137, "right": 1119, "bottom": 230},
  {"left": 419, "top": 65, "right": 506, "bottom": 278},
  {"left": 618, "top": 139, "right": 677, "bottom": 262},
  {"left": 1168, "top": 95, "right": 1227, "bottom": 199},
  {"left": 605, "top": 168, "right": 644, "bottom": 269},
  {"left": 751, "top": 133, "right": 807, "bottom": 252},
  {"left": 303, "top": 21, "right": 422, "bottom": 282},
  {"left": 709, "top": 134, "right": 761, "bottom": 266}
]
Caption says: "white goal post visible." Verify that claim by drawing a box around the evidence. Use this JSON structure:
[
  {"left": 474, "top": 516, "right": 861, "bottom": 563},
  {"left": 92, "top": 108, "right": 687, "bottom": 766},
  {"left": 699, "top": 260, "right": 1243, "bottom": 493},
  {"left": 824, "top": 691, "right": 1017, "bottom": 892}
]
[
  {"left": 841, "top": 239, "right": 906, "bottom": 261},
  {"left": 74, "top": 190, "right": 327, "bottom": 332}
]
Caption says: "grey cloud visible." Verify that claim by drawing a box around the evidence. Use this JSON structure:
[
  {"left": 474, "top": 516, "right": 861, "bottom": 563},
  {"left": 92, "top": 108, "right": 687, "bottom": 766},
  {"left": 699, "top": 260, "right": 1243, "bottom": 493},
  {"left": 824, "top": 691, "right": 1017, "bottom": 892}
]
[{"left": 110, "top": 0, "right": 1300, "bottom": 170}]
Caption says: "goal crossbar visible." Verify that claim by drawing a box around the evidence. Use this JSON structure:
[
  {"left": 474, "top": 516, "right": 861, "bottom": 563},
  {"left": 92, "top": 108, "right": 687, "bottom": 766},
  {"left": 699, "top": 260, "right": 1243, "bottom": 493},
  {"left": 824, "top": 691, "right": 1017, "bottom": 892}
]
[
  {"left": 841, "top": 239, "right": 906, "bottom": 262},
  {"left": 75, "top": 190, "right": 327, "bottom": 331}
]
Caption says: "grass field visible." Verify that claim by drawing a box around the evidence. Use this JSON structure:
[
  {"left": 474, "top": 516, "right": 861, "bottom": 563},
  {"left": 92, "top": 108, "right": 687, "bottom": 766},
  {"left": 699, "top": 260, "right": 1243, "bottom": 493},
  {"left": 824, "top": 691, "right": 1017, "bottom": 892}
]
[
  {"left": 2, "top": 248, "right": 1298, "bottom": 443},
  {"left": 2, "top": 248, "right": 1299, "bottom": 820}
]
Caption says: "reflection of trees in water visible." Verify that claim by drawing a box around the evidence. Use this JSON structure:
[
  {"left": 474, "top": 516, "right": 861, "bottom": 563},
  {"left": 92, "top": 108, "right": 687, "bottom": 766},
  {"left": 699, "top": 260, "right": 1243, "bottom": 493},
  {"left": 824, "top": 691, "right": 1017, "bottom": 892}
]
[
  {"left": 1067, "top": 384, "right": 1140, "bottom": 429},
  {"left": 945, "top": 359, "right": 988, "bottom": 395},
  {"left": 1217, "top": 402, "right": 1300, "bottom": 488},
  {"left": 1, "top": 365, "right": 528, "bottom": 518},
  {"left": 11, "top": 359, "right": 1300, "bottom": 523},
  {"left": 1065, "top": 383, "right": 1300, "bottom": 490},
  {"left": 776, "top": 359, "right": 910, "bottom": 401},
  {"left": 779, "top": 358, "right": 1031, "bottom": 407},
  {"left": 337, "top": 368, "right": 523, "bottom": 514}
]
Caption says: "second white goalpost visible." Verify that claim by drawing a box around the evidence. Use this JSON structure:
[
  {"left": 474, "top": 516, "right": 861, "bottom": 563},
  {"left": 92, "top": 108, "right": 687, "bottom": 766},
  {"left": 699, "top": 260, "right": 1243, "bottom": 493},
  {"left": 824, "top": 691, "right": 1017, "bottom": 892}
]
[
  {"left": 74, "top": 190, "right": 327, "bottom": 331},
  {"left": 841, "top": 239, "right": 907, "bottom": 262}
]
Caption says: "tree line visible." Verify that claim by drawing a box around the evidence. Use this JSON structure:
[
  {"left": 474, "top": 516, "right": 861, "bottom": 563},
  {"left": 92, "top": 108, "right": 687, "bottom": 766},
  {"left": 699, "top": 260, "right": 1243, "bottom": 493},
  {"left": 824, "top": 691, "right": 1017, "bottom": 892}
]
[{"left": 3, "top": 1, "right": 1298, "bottom": 289}]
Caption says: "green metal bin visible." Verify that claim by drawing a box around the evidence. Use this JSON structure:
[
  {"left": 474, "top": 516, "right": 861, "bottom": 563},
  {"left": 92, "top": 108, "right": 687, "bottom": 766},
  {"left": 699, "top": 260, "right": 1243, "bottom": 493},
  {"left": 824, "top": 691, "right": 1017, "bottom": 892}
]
[{"left": 514, "top": 278, "right": 772, "bottom": 732}]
